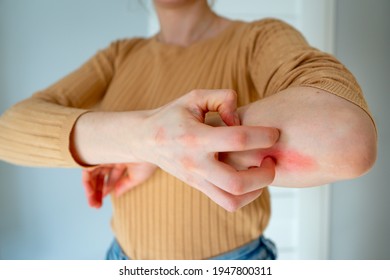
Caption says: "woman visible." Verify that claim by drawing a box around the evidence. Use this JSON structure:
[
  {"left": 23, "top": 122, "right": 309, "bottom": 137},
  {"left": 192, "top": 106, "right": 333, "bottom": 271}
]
[{"left": 0, "top": 0, "right": 377, "bottom": 260}]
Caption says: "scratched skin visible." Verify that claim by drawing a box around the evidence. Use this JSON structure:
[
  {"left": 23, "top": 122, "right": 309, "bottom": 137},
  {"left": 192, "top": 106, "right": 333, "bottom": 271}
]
[
  {"left": 261, "top": 148, "right": 317, "bottom": 173},
  {"left": 222, "top": 147, "right": 319, "bottom": 189},
  {"left": 219, "top": 146, "right": 318, "bottom": 184}
]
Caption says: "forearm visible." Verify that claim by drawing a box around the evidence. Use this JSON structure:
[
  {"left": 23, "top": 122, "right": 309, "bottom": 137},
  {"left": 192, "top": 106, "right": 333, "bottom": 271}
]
[
  {"left": 71, "top": 110, "right": 151, "bottom": 165},
  {"left": 237, "top": 86, "right": 377, "bottom": 187}
]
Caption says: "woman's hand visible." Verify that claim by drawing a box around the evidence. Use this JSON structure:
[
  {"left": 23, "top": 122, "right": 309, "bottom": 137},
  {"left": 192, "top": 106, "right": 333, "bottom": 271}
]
[
  {"left": 82, "top": 162, "right": 157, "bottom": 208},
  {"left": 132, "top": 89, "right": 279, "bottom": 211}
]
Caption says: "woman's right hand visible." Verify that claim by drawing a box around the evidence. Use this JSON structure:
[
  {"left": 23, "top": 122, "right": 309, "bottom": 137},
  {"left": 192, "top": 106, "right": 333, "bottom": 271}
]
[{"left": 132, "top": 89, "right": 279, "bottom": 211}]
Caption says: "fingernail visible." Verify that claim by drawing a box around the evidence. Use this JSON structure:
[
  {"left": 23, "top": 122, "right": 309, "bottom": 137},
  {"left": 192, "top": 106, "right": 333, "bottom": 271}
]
[
  {"left": 262, "top": 156, "right": 276, "bottom": 166},
  {"left": 273, "top": 128, "right": 280, "bottom": 142}
]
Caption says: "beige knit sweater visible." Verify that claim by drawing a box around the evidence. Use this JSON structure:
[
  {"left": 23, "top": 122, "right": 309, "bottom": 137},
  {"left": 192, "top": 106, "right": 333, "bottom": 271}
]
[{"left": 0, "top": 19, "right": 370, "bottom": 259}]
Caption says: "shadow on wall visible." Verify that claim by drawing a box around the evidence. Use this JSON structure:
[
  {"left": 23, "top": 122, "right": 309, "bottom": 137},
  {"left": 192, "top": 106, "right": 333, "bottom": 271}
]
[{"left": 0, "top": 0, "right": 149, "bottom": 259}]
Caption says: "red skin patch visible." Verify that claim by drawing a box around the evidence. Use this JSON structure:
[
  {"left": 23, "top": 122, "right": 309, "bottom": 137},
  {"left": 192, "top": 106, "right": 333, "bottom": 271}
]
[{"left": 261, "top": 148, "right": 317, "bottom": 173}]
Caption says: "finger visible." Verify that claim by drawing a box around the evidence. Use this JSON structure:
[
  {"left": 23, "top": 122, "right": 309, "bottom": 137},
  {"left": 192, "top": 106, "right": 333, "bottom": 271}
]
[
  {"left": 206, "top": 187, "right": 264, "bottom": 212},
  {"left": 200, "top": 125, "right": 279, "bottom": 152},
  {"left": 188, "top": 175, "right": 264, "bottom": 212},
  {"left": 114, "top": 175, "right": 133, "bottom": 197},
  {"left": 81, "top": 170, "right": 94, "bottom": 195},
  {"left": 115, "top": 164, "right": 158, "bottom": 197},
  {"left": 88, "top": 167, "right": 111, "bottom": 208},
  {"left": 106, "top": 165, "right": 127, "bottom": 188},
  {"left": 186, "top": 89, "right": 240, "bottom": 126},
  {"left": 82, "top": 169, "right": 102, "bottom": 207},
  {"left": 101, "top": 171, "right": 111, "bottom": 197},
  {"left": 219, "top": 149, "right": 265, "bottom": 171},
  {"left": 203, "top": 156, "right": 276, "bottom": 195},
  {"left": 91, "top": 170, "right": 107, "bottom": 208},
  {"left": 102, "top": 165, "right": 127, "bottom": 197}
]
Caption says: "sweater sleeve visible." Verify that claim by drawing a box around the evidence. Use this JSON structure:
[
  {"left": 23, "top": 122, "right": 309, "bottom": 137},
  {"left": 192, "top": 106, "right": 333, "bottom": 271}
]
[
  {"left": 247, "top": 18, "right": 373, "bottom": 121},
  {"left": 0, "top": 39, "right": 137, "bottom": 167}
]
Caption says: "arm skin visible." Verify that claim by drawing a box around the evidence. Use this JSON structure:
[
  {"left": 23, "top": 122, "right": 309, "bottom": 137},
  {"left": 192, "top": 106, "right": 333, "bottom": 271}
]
[{"left": 224, "top": 86, "right": 377, "bottom": 188}]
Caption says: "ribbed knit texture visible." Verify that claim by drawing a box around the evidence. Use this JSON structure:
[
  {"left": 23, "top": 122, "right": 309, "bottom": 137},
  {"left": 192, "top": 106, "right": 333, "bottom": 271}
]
[{"left": 0, "top": 19, "right": 371, "bottom": 259}]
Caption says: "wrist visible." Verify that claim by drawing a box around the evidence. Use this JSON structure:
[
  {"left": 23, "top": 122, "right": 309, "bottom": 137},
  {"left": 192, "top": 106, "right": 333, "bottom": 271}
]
[{"left": 71, "top": 110, "right": 150, "bottom": 165}]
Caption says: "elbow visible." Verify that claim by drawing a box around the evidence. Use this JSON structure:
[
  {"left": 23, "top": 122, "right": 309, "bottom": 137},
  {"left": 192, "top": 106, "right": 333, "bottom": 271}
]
[
  {"left": 349, "top": 135, "right": 377, "bottom": 178},
  {"left": 344, "top": 143, "right": 376, "bottom": 179},
  {"left": 324, "top": 92, "right": 379, "bottom": 179},
  {"left": 337, "top": 119, "right": 377, "bottom": 179}
]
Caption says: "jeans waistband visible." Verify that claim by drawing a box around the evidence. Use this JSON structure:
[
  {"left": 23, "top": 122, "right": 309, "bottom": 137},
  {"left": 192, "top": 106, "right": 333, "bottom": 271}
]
[{"left": 106, "top": 235, "right": 277, "bottom": 260}]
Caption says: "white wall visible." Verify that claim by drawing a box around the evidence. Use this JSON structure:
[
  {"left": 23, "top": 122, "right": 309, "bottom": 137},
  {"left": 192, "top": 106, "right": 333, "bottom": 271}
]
[
  {"left": 330, "top": 0, "right": 390, "bottom": 259},
  {"left": 0, "top": 0, "right": 148, "bottom": 259}
]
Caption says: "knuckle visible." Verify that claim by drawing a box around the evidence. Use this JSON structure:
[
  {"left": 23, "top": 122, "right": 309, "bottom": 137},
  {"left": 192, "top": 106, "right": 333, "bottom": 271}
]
[
  {"left": 227, "top": 174, "right": 245, "bottom": 195},
  {"left": 188, "top": 89, "right": 201, "bottom": 98},
  {"left": 177, "top": 132, "right": 199, "bottom": 147},
  {"left": 224, "top": 89, "right": 237, "bottom": 101},
  {"left": 183, "top": 172, "right": 196, "bottom": 185},
  {"left": 223, "top": 197, "right": 241, "bottom": 212},
  {"left": 179, "top": 156, "right": 197, "bottom": 171}
]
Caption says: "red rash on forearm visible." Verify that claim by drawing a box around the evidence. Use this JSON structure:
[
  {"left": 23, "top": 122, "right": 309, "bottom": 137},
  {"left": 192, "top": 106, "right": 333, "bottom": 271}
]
[{"left": 262, "top": 148, "right": 317, "bottom": 172}]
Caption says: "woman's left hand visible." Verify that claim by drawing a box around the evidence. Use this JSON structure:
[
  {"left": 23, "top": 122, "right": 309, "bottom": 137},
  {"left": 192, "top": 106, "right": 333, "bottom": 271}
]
[{"left": 82, "top": 162, "right": 157, "bottom": 208}]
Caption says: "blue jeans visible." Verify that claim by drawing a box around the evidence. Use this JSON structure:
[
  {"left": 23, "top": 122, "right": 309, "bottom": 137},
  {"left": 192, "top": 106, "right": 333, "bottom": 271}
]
[{"left": 106, "top": 235, "right": 277, "bottom": 260}]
